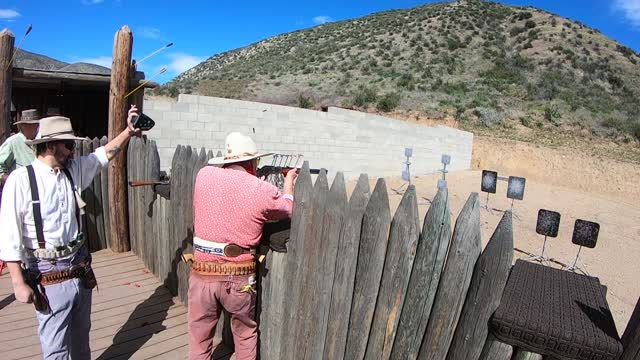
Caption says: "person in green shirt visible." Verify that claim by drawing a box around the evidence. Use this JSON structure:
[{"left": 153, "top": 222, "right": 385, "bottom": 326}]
[{"left": 0, "top": 109, "right": 41, "bottom": 187}]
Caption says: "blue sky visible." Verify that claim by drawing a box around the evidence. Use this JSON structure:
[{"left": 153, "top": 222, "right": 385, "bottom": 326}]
[{"left": 1, "top": 0, "right": 639, "bottom": 84}]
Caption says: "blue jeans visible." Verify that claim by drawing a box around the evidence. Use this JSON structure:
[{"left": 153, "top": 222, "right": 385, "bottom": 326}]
[{"left": 29, "top": 247, "right": 93, "bottom": 360}]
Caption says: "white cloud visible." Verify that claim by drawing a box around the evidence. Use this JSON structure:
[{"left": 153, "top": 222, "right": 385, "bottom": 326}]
[
  {"left": 613, "top": 0, "right": 640, "bottom": 28},
  {"left": 0, "top": 9, "right": 20, "bottom": 19},
  {"left": 76, "top": 56, "right": 112, "bottom": 68},
  {"left": 313, "top": 16, "right": 333, "bottom": 25},
  {"left": 137, "top": 26, "right": 163, "bottom": 40},
  {"left": 164, "top": 53, "right": 205, "bottom": 75},
  {"left": 82, "top": 0, "right": 104, "bottom": 5}
]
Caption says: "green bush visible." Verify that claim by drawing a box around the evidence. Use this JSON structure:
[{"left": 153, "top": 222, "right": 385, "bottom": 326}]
[
  {"left": 475, "top": 107, "right": 503, "bottom": 127},
  {"left": 352, "top": 85, "right": 378, "bottom": 107},
  {"left": 544, "top": 104, "right": 561, "bottom": 125},
  {"left": 297, "top": 94, "right": 314, "bottom": 109},
  {"left": 376, "top": 92, "right": 401, "bottom": 112},
  {"left": 525, "top": 20, "right": 536, "bottom": 29},
  {"left": 520, "top": 115, "right": 533, "bottom": 127}
]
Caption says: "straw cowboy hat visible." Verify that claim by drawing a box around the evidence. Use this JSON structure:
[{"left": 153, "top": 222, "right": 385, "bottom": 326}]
[
  {"left": 26, "top": 116, "right": 86, "bottom": 145},
  {"left": 15, "top": 109, "right": 41, "bottom": 125},
  {"left": 208, "top": 132, "right": 272, "bottom": 166}
]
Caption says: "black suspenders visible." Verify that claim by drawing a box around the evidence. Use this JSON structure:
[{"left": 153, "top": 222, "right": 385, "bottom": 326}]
[{"left": 25, "top": 165, "right": 81, "bottom": 249}]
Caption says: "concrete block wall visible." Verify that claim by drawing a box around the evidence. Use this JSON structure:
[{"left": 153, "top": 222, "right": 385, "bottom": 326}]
[{"left": 143, "top": 94, "right": 473, "bottom": 180}]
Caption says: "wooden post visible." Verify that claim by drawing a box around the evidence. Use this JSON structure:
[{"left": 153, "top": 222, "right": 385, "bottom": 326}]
[
  {"left": 0, "top": 29, "right": 14, "bottom": 144},
  {"left": 108, "top": 26, "right": 133, "bottom": 252}
]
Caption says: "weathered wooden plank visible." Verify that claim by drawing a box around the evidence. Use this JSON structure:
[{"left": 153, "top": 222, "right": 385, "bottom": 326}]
[
  {"left": 167, "top": 145, "right": 185, "bottom": 295},
  {"left": 391, "top": 187, "right": 451, "bottom": 360},
  {"left": 144, "top": 140, "right": 160, "bottom": 275},
  {"left": 83, "top": 140, "right": 99, "bottom": 252},
  {"left": 178, "top": 147, "right": 197, "bottom": 304},
  {"left": 418, "top": 192, "right": 481, "bottom": 360},
  {"left": 512, "top": 349, "right": 543, "bottom": 360},
  {"left": 293, "top": 169, "right": 330, "bottom": 360},
  {"left": 324, "top": 173, "right": 371, "bottom": 359},
  {"left": 93, "top": 137, "right": 106, "bottom": 250},
  {"left": 101, "top": 136, "right": 111, "bottom": 249},
  {"left": 344, "top": 178, "right": 391, "bottom": 360},
  {"left": 447, "top": 211, "right": 513, "bottom": 360},
  {"left": 303, "top": 172, "right": 347, "bottom": 359},
  {"left": 136, "top": 138, "right": 148, "bottom": 266},
  {"left": 621, "top": 296, "right": 640, "bottom": 360},
  {"left": 366, "top": 184, "right": 420, "bottom": 359},
  {"left": 276, "top": 161, "right": 314, "bottom": 358},
  {"left": 127, "top": 137, "right": 139, "bottom": 256},
  {"left": 477, "top": 334, "right": 513, "bottom": 360}
]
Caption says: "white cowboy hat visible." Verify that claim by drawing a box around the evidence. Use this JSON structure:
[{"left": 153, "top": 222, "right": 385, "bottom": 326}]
[
  {"left": 208, "top": 132, "right": 272, "bottom": 166},
  {"left": 25, "top": 116, "right": 87, "bottom": 145},
  {"left": 15, "top": 109, "right": 41, "bottom": 125}
]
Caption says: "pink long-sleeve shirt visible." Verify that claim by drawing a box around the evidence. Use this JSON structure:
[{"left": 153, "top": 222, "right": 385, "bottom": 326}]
[{"left": 193, "top": 166, "right": 293, "bottom": 263}]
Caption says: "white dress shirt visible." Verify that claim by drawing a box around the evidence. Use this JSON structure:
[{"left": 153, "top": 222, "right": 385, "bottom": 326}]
[{"left": 0, "top": 147, "right": 109, "bottom": 262}]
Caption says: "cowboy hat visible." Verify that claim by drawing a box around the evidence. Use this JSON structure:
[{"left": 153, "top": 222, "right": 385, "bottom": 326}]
[
  {"left": 26, "top": 116, "right": 87, "bottom": 145},
  {"left": 15, "top": 109, "right": 41, "bottom": 125},
  {"left": 208, "top": 132, "right": 272, "bottom": 166}
]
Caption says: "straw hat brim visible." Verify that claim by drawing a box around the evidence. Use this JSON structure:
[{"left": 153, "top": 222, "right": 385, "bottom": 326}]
[
  {"left": 26, "top": 133, "right": 88, "bottom": 145},
  {"left": 207, "top": 152, "right": 273, "bottom": 166},
  {"left": 15, "top": 120, "right": 41, "bottom": 125}
]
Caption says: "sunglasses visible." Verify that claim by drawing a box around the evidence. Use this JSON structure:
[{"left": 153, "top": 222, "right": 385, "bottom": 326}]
[{"left": 61, "top": 141, "right": 76, "bottom": 151}]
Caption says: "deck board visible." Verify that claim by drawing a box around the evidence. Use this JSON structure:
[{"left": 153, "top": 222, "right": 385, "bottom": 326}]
[{"left": 0, "top": 250, "right": 231, "bottom": 359}]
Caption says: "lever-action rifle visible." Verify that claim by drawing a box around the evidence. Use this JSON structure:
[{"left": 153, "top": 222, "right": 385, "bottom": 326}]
[
  {"left": 256, "top": 166, "right": 323, "bottom": 178},
  {"left": 128, "top": 180, "right": 171, "bottom": 199}
]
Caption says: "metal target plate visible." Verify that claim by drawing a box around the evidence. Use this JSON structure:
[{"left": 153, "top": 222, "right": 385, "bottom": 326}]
[
  {"left": 536, "top": 209, "right": 561, "bottom": 237},
  {"left": 507, "top": 176, "right": 526, "bottom": 200},
  {"left": 404, "top": 147, "right": 413, "bottom": 158},
  {"left": 441, "top": 154, "right": 451, "bottom": 165},
  {"left": 572, "top": 219, "right": 600, "bottom": 248},
  {"left": 481, "top": 170, "right": 497, "bottom": 194}
]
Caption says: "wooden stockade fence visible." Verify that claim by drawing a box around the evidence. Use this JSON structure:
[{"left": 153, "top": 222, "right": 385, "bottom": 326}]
[
  {"left": 258, "top": 163, "right": 517, "bottom": 360},
  {"left": 73, "top": 137, "right": 111, "bottom": 252},
  {"left": 121, "top": 139, "right": 640, "bottom": 360}
]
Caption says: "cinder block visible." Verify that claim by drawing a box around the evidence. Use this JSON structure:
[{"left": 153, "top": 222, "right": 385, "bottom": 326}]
[
  {"left": 178, "top": 94, "right": 199, "bottom": 104},
  {"left": 180, "top": 112, "right": 197, "bottom": 121},
  {"left": 180, "top": 130, "right": 196, "bottom": 139},
  {"left": 163, "top": 111, "right": 181, "bottom": 121}
]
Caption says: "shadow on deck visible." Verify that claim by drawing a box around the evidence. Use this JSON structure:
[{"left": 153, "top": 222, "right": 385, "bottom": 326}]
[{"left": 0, "top": 250, "right": 233, "bottom": 360}]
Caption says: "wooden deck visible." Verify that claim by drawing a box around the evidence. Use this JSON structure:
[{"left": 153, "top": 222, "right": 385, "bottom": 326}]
[{"left": 0, "top": 250, "right": 233, "bottom": 360}]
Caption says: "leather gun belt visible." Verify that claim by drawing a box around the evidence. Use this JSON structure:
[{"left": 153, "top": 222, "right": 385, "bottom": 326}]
[
  {"left": 192, "top": 260, "right": 256, "bottom": 276},
  {"left": 39, "top": 263, "right": 89, "bottom": 286}
]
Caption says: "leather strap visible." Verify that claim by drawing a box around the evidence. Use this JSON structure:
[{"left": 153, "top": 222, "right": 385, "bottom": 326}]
[
  {"left": 26, "top": 165, "right": 46, "bottom": 249},
  {"left": 61, "top": 168, "right": 81, "bottom": 232},
  {"left": 25, "top": 166, "right": 81, "bottom": 249},
  {"left": 191, "top": 260, "right": 256, "bottom": 276},
  {"left": 39, "top": 262, "right": 89, "bottom": 286}
]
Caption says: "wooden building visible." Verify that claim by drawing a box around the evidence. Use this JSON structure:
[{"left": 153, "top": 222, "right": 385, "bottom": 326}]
[{"left": 11, "top": 65, "right": 155, "bottom": 139}]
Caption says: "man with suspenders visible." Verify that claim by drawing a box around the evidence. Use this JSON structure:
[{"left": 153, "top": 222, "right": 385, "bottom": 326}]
[{"left": 0, "top": 105, "right": 142, "bottom": 359}]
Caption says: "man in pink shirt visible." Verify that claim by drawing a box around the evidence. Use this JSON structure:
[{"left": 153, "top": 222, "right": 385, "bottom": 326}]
[{"left": 189, "top": 132, "right": 296, "bottom": 360}]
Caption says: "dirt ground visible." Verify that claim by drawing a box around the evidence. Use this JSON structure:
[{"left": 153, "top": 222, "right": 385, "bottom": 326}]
[{"left": 345, "top": 136, "right": 640, "bottom": 335}]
